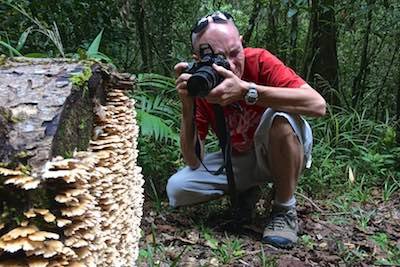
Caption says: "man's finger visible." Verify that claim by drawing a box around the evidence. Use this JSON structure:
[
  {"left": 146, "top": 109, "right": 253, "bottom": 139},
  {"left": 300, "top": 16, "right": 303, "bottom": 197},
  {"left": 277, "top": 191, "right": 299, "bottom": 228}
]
[
  {"left": 174, "top": 62, "right": 189, "bottom": 77},
  {"left": 176, "top": 81, "right": 188, "bottom": 90},
  {"left": 212, "top": 63, "right": 233, "bottom": 78},
  {"left": 176, "top": 73, "right": 191, "bottom": 84}
]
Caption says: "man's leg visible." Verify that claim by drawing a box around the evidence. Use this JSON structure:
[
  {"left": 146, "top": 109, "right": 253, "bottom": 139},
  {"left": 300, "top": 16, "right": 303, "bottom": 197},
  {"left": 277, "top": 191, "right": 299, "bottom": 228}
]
[
  {"left": 268, "top": 116, "right": 303, "bottom": 204},
  {"left": 166, "top": 152, "right": 229, "bottom": 207},
  {"left": 254, "top": 109, "right": 312, "bottom": 248}
]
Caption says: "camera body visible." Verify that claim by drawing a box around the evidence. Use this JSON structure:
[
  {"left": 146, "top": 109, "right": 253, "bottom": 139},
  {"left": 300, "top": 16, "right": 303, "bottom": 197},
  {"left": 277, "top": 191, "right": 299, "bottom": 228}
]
[{"left": 185, "top": 44, "right": 230, "bottom": 97}]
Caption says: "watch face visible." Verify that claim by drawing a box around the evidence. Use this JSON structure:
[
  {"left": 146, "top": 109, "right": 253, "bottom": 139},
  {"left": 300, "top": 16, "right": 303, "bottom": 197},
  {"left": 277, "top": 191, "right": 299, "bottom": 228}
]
[{"left": 245, "top": 88, "right": 258, "bottom": 105}]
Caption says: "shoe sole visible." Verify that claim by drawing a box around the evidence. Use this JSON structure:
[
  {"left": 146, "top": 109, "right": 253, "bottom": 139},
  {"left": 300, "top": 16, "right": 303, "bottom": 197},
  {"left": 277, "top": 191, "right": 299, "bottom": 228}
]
[{"left": 262, "top": 236, "right": 295, "bottom": 249}]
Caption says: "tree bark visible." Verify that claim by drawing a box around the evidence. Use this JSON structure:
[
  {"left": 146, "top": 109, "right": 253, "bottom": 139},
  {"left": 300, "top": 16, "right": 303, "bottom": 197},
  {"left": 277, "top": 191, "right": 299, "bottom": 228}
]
[
  {"left": 146, "top": 0, "right": 175, "bottom": 74},
  {"left": 287, "top": 0, "right": 299, "bottom": 68},
  {"left": 265, "top": 0, "right": 279, "bottom": 54},
  {"left": 351, "top": 0, "right": 374, "bottom": 108},
  {"left": 243, "top": 0, "right": 262, "bottom": 45},
  {"left": 397, "top": 54, "right": 400, "bottom": 145},
  {"left": 302, "top": 0, "right": 340, "bottom": 105},
  {"left": 374, "top": 39, "right": 400, "bottom": 121},
  {"left": 134, "top": 0, "right": 150, "bottom": 72}
]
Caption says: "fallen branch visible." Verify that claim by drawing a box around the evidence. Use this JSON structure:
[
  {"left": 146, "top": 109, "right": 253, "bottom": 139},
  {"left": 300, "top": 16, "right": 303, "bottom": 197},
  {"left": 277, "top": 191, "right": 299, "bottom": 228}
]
[{"left": 295, "top": 191, "right": 324, "bottom": 212}]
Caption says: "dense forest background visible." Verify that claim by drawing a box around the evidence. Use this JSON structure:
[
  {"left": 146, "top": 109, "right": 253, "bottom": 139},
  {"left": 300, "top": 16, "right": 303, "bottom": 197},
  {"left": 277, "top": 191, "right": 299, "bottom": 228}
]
[
  {"left": 1, "top": 0, "right": 400, "bottom": 200},
  {"left": 1, "top": 0, "right": 400, "bottom": 265},
  {"left": 1, "top": 0, "right": 400, "bottom": 203}
]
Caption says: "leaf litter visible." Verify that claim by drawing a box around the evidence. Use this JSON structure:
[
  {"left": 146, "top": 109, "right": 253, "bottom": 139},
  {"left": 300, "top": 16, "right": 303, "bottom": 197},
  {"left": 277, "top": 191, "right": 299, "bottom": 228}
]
[{"left": 139, "top": 189, "right": 400, "bottom": 266}]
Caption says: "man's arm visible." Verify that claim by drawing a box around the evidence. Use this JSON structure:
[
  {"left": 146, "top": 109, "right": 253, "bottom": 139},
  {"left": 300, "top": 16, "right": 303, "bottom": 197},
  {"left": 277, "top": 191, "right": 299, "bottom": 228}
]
[
  {"left": 175, "top": 62, "right": 204, "bottom": 169},
  {"left": 243, "top": 83, "right": 326, "bottom": 117},
  {"left": 208, "top": 64, "right": 326, "bottom": 117},
  {"left": 180, "top": 101, "right": 204, "bottom": 169}
]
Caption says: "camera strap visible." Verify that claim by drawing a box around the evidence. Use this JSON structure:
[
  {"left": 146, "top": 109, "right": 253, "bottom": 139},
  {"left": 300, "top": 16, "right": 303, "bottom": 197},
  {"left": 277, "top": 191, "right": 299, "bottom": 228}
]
[
  {"left": 192, "top": 100, "right": 238, "bottom": 208},
  {"left": 213, "top": 104, "right": 238, "bottom": 209}
]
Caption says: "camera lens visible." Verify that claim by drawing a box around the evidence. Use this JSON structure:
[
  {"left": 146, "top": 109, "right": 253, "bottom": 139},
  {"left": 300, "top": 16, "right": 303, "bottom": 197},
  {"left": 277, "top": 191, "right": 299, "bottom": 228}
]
[{"left": 187, "top": 66, "right": 219, "bottom": 97}]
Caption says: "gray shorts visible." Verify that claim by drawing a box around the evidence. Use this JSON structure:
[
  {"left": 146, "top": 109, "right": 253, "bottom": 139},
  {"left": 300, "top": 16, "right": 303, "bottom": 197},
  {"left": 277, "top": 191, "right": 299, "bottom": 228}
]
[{"left": 166, "top": 109, "right": 313, "bottom": 207}]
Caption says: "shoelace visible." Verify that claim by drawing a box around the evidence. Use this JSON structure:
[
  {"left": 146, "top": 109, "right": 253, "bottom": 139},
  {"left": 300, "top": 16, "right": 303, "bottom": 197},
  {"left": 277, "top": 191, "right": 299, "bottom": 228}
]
[{"left": 266, "top": 212, "right": 288, "bottom": 230}]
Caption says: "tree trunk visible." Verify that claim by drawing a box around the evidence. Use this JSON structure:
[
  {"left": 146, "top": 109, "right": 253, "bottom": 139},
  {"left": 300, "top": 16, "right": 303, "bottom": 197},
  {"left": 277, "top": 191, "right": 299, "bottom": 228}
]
[
  {"left": 134, "top": 0, "right": 150, "bottom": 72},
  {"left": 374, "top": 39, "right": 400, "bottom": 121},
  {"left": 397, "top": 56, "right": 400, "bottom": 145},
  {"left": 287, "top": 0, "right": 299, "bottom": 68},
  {"left": 243, "top": 0, "right": 262, "bottom": 45},
  {"left": 302, "top": 0, "right": 340, "bottom": 105},
  {"left": 265, "top": 0, "right": 279, "bottom": 54},
  {"left": 351, "top": 0, "right": 374, "bottom": 108}
]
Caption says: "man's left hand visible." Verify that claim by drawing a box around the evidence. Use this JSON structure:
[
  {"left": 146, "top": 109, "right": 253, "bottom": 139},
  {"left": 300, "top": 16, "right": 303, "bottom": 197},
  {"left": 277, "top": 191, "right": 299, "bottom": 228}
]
[{"left": 205, "top": 64, "right": 247, "bottom": 106}]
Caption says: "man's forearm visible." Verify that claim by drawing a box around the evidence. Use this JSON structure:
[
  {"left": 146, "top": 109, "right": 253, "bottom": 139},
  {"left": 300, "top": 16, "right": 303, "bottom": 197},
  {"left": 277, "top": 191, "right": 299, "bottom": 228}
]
[
  {"left": 238, "top": 80, "right": 326, "bottom": 117},
  {"left": 180, "top": 103, "right": 201, "bottom": 169}
]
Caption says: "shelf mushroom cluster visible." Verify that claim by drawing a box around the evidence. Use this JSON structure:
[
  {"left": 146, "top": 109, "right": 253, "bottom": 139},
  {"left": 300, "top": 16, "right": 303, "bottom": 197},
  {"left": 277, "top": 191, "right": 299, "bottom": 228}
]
[
  {"left": 0, "top": 167, "right": 40, "bottom": 190},
  {"left": 0, "top": 87, "right": 144, "bottom": 266}
]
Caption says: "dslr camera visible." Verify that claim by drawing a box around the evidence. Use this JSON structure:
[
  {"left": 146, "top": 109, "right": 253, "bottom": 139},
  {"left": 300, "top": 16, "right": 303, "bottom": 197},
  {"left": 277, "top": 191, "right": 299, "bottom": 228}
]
[{"left": 185, "top": 44, "right": 230, "bottom": 97}]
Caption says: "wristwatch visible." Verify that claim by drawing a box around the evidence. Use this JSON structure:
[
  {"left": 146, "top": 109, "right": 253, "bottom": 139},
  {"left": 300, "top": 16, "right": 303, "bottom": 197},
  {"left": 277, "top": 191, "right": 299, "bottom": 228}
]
[{"left": 244, "top": 83, "right": 258, "bottom": 105}]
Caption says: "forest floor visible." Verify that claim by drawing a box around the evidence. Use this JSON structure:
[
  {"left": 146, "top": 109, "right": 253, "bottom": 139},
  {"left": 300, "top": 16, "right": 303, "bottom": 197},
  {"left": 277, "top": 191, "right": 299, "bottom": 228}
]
[{"left": 138, "top": 188, "right": 400, "bottom": 266}]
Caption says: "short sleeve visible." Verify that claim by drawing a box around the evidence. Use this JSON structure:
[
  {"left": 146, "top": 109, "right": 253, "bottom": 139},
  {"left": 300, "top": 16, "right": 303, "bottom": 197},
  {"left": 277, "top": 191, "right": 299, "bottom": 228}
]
[{"left": 258, "top": 50, "right": 306, "bottom": 88}]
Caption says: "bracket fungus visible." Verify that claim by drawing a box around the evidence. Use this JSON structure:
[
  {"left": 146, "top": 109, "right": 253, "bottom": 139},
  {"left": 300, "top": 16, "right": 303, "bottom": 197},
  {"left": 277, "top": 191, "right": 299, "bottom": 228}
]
[{"left": 1, "top": 59, "right": 144, "bottom": 266}]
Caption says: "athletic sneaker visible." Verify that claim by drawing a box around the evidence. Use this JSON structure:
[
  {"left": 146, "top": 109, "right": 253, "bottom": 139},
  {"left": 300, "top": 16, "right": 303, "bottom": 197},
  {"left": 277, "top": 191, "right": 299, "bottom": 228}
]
[{"left": 262, "top": 205, "right": 298, "bottom": 248}]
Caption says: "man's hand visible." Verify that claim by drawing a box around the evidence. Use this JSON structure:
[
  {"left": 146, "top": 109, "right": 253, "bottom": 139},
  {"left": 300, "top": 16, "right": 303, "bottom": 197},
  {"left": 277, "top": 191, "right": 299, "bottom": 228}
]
[
  {"left": 174, "top": 62, "right": 194, "bottom": 106},
  {"left": 205, "top": 64, "right": 248, "bottom": 106}
]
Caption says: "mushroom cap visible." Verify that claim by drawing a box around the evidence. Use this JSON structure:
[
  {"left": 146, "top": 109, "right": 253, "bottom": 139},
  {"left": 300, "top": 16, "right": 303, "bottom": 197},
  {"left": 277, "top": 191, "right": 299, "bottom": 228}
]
[
  {"left": 56, "top": 218, "right": 72, "bottom": 228},
  {"left": 1, "top": 225, "right": 38, "bottom": 241},
  {"left": 27, "top": 258, "right": 49, "bottom": 267},
  {"left": 0, "top": 167, "right": 23, "bottom": 176},
  {"left": 27, "top": 231, "right": 59, "bottom": 242},
  {"left": 0, "top": 237, "right": 42, "bottom": 253}
]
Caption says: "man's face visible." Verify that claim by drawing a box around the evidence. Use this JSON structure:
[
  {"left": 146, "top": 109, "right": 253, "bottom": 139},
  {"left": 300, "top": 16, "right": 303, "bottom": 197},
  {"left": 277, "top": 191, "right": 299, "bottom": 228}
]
[{"left": 193, "top": 22, "right": 245, "bottom": 78}]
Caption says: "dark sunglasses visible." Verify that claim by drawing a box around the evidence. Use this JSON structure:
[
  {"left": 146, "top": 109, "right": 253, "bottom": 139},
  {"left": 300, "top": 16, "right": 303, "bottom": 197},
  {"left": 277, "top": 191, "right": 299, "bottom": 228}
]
[{"left": 190, "top": 11, "right": 235, "bottom": 43}]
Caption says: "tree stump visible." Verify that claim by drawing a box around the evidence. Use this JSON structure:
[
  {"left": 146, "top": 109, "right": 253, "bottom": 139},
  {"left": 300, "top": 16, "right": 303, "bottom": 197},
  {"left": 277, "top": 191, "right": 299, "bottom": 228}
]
[{"left": 0, "top": 58, "right": 144, "bottom": 266}]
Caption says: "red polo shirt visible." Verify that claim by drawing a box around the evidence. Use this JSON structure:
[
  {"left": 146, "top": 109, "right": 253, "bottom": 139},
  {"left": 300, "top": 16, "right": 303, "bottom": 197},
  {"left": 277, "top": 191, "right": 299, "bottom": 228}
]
[{"left": 195, "top": 48, "right": 305, "bottom": 154}]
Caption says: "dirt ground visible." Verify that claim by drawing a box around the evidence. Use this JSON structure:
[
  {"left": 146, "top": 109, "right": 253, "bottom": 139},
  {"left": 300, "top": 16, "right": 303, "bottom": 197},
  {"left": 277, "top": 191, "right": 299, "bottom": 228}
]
[{"left": 138, "top": 189, "right": 400, "bottom": 266}]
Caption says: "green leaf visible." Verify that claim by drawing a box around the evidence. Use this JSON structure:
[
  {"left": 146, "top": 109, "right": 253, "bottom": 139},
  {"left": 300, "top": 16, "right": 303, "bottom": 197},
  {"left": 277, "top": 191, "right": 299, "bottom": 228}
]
[
  {"left": 288, "top": 8, "right": 298, "bottom": 18},
  {"left": 137, "top": 110, "right": 178, "bottom": 143},
  {"left": 87, "top": 29, "right": 104, "bottom": 56},
  {"left": 89, "top": 51, "right": 112, "bottom": 63},
  {"left": 24, "top": 52, "right": 48, "bottom": 58},
  {"left": 0, "top": 41, "right": 22, "bottom": 56},
  {"left": 16, "top": 26, "right": 33, "bottom": 51}
]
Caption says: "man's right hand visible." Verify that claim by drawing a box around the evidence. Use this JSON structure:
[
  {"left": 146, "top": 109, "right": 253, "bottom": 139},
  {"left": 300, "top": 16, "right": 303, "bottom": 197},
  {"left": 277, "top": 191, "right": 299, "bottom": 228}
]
[{"left": 174, "top": 62, "right": 193, "bottom": 105}]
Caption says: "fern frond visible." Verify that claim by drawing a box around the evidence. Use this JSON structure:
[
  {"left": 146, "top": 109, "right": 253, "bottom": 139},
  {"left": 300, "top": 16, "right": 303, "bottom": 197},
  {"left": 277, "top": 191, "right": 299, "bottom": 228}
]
[{"left": 137, "top": 110, "right": 179, "bottom": 143}]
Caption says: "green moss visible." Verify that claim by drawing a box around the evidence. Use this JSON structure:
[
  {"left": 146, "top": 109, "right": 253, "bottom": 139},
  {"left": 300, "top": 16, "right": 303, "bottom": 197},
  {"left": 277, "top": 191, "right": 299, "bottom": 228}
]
[
  {"left": 51, "top": 71, "right": 94, "bottom": 159},
  {"left": 69, "top": 67, "right": 92, "bottom": 97},
  {"left": 0, "top": 54, "right": 6, "bottom": 66},
  {"left": 79, "top": 118, "right": 86, "bottom": 130},
  {"left": 15, "top": 151, "right": 28, "bottom": 160}
]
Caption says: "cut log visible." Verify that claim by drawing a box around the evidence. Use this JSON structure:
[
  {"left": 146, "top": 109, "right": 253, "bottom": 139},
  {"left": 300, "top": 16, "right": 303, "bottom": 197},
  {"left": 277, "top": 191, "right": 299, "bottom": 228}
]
[{"left": 0, "top": 57, "right": 144, "bottom": 265}]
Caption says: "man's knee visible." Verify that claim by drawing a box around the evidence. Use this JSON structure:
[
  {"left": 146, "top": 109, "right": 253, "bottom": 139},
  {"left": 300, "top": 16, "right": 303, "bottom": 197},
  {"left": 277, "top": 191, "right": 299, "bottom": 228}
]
[
  {"left": 269, "top": 116, "right": 302, "bottom": 154},
  {"left": 269, "top": 116, "right": 300, "bottom": 145},
  {"left": 270, "top": 116, "right": 296, "bottom": 140},
  {"left": 166, "top": 174, "right": 185, "bottom": 207}
]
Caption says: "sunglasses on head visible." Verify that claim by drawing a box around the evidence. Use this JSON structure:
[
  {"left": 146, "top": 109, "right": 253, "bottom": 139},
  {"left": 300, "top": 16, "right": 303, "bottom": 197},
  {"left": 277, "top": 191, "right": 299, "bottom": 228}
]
[{"left": 190, "top": 11, "right": 234, "bottom": 42}]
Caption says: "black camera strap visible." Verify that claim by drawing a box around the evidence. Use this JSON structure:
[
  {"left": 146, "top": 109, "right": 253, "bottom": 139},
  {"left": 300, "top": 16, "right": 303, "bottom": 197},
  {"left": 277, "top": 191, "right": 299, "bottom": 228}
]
[
  {"left": 213, "top": 104, "right": 238, "bottom": 209},
  {"left": 192, "top": 100, "right": 238, "bottom": 209}
]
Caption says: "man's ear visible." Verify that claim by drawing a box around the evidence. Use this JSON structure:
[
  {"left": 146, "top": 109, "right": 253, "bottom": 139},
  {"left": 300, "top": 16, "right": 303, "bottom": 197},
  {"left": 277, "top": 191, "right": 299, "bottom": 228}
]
[{"left": 240, "top": 35, "right": 246, "bottom": 48}]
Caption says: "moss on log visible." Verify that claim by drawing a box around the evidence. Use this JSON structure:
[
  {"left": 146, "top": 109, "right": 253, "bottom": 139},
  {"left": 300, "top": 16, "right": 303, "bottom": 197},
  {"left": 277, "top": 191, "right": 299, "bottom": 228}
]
[{"left": 51, "top": 65, "right": 107, "bottom": 159}]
